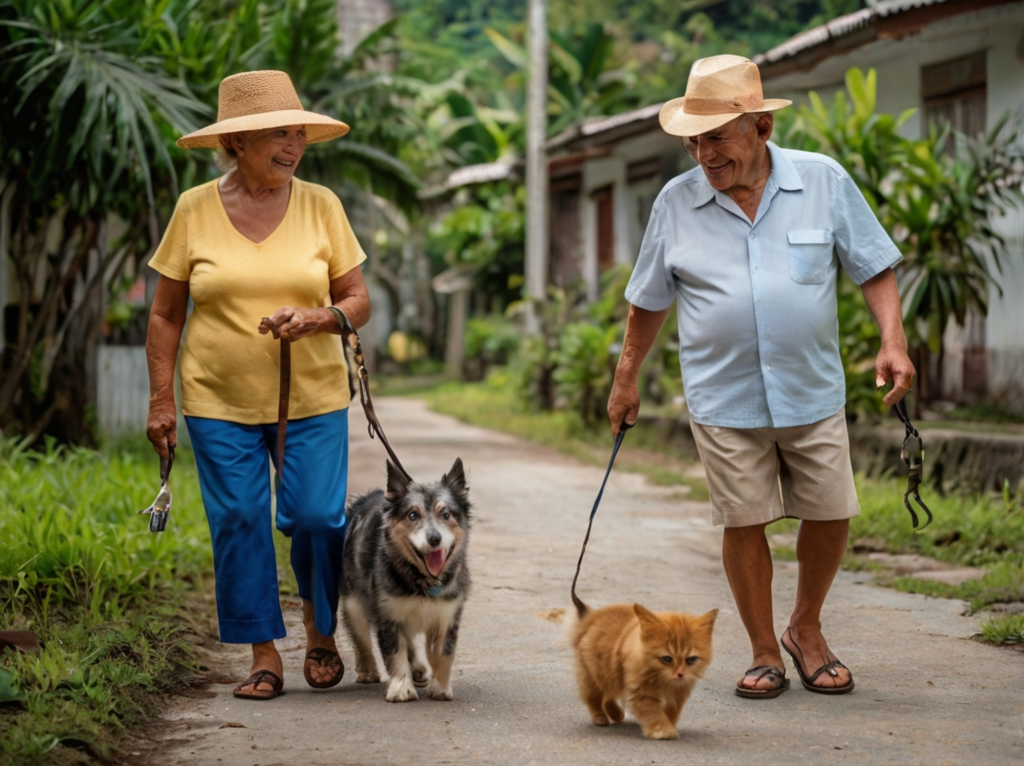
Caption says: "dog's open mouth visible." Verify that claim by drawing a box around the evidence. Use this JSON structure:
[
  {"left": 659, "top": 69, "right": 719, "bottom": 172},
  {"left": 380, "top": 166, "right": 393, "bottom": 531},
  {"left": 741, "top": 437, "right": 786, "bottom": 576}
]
[{"left": 420, "top": 547, "right": 448, "bottom": 578}]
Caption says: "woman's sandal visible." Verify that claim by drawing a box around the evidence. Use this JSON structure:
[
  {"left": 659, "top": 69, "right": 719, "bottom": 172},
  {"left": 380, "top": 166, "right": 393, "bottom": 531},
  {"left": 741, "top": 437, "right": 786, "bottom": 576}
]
[
  {"left": 781, "top": 627, "right": 855, "bottom": 695},
  {"left": 735, "top": 665, "right": 790, "bottom": 699},
  {"left": 304, "top": 648, "right": 344, "bottom": 689},
  {"left": 233, "top": 669, "right": 284, "bottom": 700}
]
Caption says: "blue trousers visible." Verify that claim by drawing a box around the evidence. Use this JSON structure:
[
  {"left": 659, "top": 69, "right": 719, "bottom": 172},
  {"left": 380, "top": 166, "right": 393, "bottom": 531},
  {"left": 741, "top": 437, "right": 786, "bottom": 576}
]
[{"left": 185, "top": 410, "right": 348, "bottom": 644}]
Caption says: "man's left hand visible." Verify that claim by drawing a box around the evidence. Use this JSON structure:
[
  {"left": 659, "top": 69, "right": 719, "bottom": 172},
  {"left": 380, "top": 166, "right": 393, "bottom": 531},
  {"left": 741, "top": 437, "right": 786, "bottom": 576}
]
[{"left": 875, "top": 344, "right": 915, "bottom": 406}]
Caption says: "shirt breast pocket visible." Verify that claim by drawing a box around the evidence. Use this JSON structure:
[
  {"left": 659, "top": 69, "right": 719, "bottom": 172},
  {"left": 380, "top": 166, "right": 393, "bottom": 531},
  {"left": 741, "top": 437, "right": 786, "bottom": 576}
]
[{"left": 787, "top": 229, "right": 835, "bottom": 285}]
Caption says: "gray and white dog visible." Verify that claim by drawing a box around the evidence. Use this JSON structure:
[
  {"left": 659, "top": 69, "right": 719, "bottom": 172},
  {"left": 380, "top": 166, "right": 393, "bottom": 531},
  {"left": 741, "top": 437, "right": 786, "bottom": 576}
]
[{"left": 340, "top": 458, "right": 471, "bottom": 702}]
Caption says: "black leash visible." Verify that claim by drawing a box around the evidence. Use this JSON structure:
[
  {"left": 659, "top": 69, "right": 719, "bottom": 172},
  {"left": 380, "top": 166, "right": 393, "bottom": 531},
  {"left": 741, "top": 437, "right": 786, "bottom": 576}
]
[
  {"left": 571, "top": 422, "right": 631, "bottom": 616},
  {"left": 893, "top": 399, "right": 932, "bottom": 531}
]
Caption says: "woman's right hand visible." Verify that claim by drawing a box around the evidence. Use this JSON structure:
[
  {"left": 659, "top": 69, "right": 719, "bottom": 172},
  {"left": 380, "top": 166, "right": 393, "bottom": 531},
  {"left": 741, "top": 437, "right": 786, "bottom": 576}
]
[{"left": 147, "top": 397, "right": 177, "bottom": 459}]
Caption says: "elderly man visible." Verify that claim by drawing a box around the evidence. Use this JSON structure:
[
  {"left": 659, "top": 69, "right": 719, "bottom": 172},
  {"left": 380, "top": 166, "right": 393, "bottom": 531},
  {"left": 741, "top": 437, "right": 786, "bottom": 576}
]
[{"left": 608, "top": 55, "right": 915, "bottom": 698}]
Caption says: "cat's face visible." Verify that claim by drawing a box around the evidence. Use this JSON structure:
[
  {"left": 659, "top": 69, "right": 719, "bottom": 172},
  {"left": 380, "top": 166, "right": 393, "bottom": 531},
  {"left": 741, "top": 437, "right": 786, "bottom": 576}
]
[{"left": 635, "top": 605, "right": 718, "bottom": 686}]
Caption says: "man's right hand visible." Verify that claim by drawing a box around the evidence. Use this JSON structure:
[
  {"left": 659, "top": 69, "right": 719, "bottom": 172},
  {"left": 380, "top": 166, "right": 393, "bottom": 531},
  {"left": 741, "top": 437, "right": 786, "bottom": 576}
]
[
  {"left": 607, "top": 376, "right": 640, "bottom": 437},
  {"left": 146, "top": 398, "right": 177, "bottom": 459}
]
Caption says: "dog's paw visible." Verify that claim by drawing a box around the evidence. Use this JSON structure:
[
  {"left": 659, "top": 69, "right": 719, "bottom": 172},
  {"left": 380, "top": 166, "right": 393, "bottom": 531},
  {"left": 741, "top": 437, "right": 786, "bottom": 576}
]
[
  {"left": 412, "top": 667, "right": 431, "bottom": 689},
  {"left": 641, "top": 724, "right": 680, "bottom": 740},
  {"left": 426, "top": 679, "right": 453, "bottom": 701},
  {"left": 356, "top": 670, "right": 381, "bottom": 684},
  {"left": 385, "top": 676, "right": 419, "bottom": 702}
]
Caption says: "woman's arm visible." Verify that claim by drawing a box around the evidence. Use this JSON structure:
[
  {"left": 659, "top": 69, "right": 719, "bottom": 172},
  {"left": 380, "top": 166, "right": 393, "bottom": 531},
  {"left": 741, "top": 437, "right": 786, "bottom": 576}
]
[
  {"left": 146, "top": 275, "right": 190, "bottom": 458},
  {"left": 258, "top": 265, "right": 371, "bottom": 340}
]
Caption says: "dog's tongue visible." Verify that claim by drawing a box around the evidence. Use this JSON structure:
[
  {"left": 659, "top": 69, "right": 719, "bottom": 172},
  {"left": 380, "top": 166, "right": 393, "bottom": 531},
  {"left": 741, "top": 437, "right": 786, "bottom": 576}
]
[{"left": 425, "top": 549, "right": 447, "bottom": 577}]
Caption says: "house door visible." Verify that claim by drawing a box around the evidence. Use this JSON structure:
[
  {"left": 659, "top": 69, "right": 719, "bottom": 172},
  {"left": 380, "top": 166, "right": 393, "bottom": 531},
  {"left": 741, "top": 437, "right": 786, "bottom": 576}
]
[{"left": 592, "top": 185, "right": 615, "bottom": 273}]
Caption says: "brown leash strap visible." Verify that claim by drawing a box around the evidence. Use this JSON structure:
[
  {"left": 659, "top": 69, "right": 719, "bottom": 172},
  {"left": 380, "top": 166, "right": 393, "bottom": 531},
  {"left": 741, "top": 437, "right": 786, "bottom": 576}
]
[
  {"left": 276, "top": 333, "right": 291, "bottom": 478},
  {"left": 273, "top": 309, "right": 412, "bottom": 485},
  {"left": 327, "top": 306, "right": 412, "bottom": 483}
]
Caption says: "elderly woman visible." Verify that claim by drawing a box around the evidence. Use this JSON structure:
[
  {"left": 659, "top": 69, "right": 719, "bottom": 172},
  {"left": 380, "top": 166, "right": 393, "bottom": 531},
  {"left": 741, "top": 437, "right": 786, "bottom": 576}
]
[{"left": 146, "top": 70, "right": 369, "bottom": 700}]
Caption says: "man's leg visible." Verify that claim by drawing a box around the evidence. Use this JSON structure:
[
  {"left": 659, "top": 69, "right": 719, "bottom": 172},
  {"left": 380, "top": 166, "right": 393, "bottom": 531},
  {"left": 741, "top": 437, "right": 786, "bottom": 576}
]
[
  {"left": 783, "top": 518, "right": 852, "bottom": 688},
  {"left": 722, "top": 522, "right": 785, "bottom": 691}
]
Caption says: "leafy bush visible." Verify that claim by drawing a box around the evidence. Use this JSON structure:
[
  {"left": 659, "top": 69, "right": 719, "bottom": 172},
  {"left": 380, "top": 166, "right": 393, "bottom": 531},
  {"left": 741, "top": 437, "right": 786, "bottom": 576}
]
[
  {"left": 553, "top": 322, "right": 618, "bottom": 428},
  {"left": 464, "top": 314, "right": 521, "bottom": 380}
]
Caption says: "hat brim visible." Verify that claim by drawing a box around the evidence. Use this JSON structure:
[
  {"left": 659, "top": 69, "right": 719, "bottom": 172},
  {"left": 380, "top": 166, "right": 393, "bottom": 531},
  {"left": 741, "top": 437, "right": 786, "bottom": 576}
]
[
  {"left": 176, "top": 109, "right": 350, "bottom": 149},
  {"left": 659, "top": 97, "right": 792, "bottom": 137}
]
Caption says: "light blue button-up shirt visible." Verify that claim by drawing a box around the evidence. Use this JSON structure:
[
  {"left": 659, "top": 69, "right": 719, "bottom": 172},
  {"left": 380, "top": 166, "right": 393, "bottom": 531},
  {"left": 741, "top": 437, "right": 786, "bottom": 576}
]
[{"left": 625, "top": 142, "right": 901, "bottom": 429}]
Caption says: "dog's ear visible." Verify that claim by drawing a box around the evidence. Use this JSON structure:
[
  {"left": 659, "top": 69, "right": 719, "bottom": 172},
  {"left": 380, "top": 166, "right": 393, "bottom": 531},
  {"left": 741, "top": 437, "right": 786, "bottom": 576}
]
[
  {"left": 385, "top": 460, "right": 411, "bottom": 499},
  {"left": 442, "top": 457, "right": 469, "bottom": 500}
]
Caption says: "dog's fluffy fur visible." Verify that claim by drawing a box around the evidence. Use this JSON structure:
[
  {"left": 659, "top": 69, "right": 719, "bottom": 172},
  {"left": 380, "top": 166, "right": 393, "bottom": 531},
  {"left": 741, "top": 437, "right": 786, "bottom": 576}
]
[{"left": 341, "top": 458, "right": 471, "bottom": 702}]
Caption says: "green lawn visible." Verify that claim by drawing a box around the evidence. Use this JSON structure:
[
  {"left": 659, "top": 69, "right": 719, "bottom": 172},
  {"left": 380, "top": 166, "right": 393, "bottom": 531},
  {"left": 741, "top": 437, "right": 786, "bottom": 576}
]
[{"left": 0, "top": 437, "right": 213, "bottom": 765}]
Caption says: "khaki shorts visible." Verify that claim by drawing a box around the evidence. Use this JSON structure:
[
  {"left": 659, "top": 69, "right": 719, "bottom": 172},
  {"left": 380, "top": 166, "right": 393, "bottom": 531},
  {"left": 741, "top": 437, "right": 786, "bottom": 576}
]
[{"left": 690, "top": 410, "right": 860, "bottom": 528}]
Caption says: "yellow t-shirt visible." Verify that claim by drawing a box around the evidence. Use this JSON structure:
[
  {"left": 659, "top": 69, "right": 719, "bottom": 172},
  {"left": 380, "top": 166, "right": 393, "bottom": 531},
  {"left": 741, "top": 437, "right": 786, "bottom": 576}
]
[{"left": 149, "top": 177, "right": 366, "bottom": 424}]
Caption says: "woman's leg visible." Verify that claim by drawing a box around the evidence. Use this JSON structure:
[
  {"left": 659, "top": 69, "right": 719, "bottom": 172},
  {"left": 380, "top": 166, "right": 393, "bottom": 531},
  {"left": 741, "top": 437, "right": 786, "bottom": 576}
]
[
  {"left": 186, "top": 416, "right": 285, "bottom": 689},
  {"left": 268, "top": 409, "right": 349, "bottom": 653}
]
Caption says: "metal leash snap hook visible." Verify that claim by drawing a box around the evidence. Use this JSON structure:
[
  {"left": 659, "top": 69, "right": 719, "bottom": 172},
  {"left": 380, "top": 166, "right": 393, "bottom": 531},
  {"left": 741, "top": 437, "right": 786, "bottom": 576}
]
[
  {"left": 893, "top": 401, "right": 932, "bottom": 531},
  {"left": 139, "top": 443, "right": 175, "bottom": 533}
]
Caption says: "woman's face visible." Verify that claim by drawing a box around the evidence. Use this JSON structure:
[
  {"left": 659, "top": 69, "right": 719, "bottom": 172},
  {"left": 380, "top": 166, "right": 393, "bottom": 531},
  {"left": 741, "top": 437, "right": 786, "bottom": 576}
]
[{"left": 233, "top": 125, "right": 307, "bottom": 188}]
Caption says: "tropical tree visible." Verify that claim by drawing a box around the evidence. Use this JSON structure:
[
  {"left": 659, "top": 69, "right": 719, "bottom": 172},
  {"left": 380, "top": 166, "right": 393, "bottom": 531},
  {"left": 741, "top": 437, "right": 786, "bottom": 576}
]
[{"left": 0, "top": 0, "right": 212, "bottom": 444}]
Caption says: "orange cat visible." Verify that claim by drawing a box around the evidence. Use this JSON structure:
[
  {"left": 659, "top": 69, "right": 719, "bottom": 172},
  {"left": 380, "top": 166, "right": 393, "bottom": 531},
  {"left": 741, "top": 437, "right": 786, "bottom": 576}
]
[{"left": 572, "top": 602, "right": 718, "bottom": 740}]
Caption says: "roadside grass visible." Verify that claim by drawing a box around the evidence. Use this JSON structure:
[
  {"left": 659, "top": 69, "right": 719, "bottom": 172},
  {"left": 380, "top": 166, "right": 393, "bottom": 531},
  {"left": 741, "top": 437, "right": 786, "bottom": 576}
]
[
  {"left": 0, "top": 436, "right": 212, "bottom": 766},
  {"left": 398, "top": 373, "right": 1024, "bottom": 645}
]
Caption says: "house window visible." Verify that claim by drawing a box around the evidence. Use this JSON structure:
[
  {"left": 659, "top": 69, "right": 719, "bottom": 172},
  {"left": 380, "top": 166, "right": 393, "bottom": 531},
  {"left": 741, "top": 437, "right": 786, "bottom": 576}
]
[
  {"left": 590, "top": 185, "right": 615, "bottom": 274},
  {"left": 921, "top": 51, "right": 986, "bottom": 142}
]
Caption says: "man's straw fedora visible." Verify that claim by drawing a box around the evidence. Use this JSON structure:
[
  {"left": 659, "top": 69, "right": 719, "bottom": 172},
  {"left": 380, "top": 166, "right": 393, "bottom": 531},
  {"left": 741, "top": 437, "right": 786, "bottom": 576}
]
[
  {"left": 659, "top": 55, "right": 791, "bottom": 138},
  {"left": 176, "top": 70, "right": 349, "bottom": 150}
]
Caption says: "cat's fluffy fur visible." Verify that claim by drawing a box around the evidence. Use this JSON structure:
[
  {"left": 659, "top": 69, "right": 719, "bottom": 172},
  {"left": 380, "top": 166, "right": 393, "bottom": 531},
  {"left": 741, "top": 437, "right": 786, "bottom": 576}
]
[{"left": 571, "top": 601, "right": 718, "bottom": 740}]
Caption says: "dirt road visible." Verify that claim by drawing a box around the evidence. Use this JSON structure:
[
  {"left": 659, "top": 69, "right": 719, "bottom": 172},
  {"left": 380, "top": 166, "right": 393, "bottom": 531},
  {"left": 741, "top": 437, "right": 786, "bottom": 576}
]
[{"left": 161, "top": 398, "right": 1024, "bottom": 765}]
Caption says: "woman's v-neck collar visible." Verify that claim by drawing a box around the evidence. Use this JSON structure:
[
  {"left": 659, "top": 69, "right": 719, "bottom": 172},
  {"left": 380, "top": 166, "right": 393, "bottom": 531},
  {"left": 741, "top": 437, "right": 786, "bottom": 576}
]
[{"left": 215, "top": 176, "right": 297, "bottom": 247}]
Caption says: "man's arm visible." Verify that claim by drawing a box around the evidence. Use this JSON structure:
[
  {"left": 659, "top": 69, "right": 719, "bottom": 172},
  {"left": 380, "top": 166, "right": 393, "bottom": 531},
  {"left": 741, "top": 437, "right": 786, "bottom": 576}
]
[
  {"left": 859, "top": 267, "right": 915, "bottom": 406},
  {"left": 607, "top": 304, "right": 671, "bottom": 436}
]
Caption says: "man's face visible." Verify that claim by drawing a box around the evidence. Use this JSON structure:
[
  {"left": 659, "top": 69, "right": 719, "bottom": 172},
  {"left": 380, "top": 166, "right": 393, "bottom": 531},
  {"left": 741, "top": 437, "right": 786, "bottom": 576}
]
[{"left": 683, "top": 114, "right": 772, "bottom": 192}]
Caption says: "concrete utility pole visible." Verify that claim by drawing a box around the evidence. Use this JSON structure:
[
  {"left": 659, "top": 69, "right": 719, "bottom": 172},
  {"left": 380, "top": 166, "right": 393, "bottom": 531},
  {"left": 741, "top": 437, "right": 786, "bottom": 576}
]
[{"left": 524, "top": 0, "right": 548, "bottom": 334}]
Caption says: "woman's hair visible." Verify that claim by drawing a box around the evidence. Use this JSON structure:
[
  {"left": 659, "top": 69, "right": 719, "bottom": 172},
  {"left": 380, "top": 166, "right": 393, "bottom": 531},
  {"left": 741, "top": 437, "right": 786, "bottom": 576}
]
[{"left": 215, "top": 132, "right": 245, "bottom": 172}]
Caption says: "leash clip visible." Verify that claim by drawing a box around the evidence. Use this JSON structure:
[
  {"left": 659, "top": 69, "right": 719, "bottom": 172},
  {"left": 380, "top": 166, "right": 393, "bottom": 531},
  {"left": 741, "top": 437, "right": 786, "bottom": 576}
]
[
  {"left": 893, "top": 401, "right": 932, "bottom": 531},
  {"left": 139, "top": 443, "right": 175, "bottom": 533}
]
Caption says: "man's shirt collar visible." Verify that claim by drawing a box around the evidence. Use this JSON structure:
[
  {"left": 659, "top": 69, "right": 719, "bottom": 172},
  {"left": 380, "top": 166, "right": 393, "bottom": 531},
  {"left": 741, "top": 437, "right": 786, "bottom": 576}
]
[{"left": 691, "top": 141, "right": 803, "bottom": 210}]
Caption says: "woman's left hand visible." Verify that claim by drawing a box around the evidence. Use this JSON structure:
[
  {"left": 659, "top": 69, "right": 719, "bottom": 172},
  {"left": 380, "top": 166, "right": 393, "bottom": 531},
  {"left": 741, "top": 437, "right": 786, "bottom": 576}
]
[{"left": 258, "top": 307, "right": 331, "bottom": 342}]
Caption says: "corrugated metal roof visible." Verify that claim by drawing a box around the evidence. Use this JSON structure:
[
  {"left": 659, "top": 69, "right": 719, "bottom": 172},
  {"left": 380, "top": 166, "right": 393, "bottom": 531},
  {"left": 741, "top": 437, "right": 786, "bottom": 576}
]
[
  {"left": 754, "top": 0, "right": 956, "bottom": 66},
  {"left": 546, "top": 103, "right": 664, "bottom": 149}
]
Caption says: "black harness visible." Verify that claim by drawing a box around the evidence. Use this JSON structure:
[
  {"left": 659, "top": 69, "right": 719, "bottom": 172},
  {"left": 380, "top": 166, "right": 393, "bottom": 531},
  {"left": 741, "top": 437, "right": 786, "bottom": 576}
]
[{"left": 893, "top": 399, "right": 933, "bottom": 531}]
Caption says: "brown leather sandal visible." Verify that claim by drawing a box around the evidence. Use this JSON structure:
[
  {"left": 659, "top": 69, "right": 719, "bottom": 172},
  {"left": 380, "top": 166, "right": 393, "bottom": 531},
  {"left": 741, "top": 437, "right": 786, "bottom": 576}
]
[
  {"left": 303, "top": 648, "right": 344, "bottom": 689},
  {"left": 735, "top": 665, "right": 790, "bottom": 699},
  {"left": 781, "top": 627, "right": 854, "bottom": 695},
  {"left": 233, "top": 669, "right": 284, "bottom": 700}
]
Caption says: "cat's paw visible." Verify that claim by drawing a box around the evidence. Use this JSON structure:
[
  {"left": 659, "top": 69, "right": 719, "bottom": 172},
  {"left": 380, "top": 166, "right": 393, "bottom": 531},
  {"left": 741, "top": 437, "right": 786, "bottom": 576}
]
[
  {"left": 642, "top": 723, "right": 680, "bottom": 740},
  {"left": 590, "top": 713, "right": 611, "bottom": 726},
  {"left": 603, "top": 701, "right": 625, "bottom": 723},
  {"left": 426, "top": 679, "right": 453, "bottom": 701},
  {"left": 385, "top": 675, "right": 419, "bottom": 702}
]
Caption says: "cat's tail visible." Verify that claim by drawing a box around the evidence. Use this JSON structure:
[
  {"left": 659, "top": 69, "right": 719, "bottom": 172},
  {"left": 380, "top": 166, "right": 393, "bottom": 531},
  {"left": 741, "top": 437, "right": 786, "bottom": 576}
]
[{"left": 571, "top": 592, "right": 590, "bottom": 620}]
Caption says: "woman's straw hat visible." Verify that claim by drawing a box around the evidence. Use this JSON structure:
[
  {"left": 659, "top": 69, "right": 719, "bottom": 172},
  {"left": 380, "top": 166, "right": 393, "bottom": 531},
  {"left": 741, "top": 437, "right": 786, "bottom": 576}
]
[
  {"left": 659, "top": 55, "right": 791, "bottom": 137},
  {"left": 176, "top": 70, "right": 349, "bottom": 149}
]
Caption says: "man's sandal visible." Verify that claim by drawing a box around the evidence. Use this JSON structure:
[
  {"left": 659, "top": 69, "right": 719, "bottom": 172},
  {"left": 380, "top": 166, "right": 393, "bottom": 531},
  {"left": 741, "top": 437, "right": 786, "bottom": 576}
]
[
  {"left": 233, "top": 669, "right": 284, "bottom": 700},
  {"left": 735, "top": 665, "right": 790, "bottom": 699},
  {"left": 781, "top": 627, "right": 854, "bottom": 695},
  {"left": 304, "top": 648, "right": 344, "bottom": 689}
]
